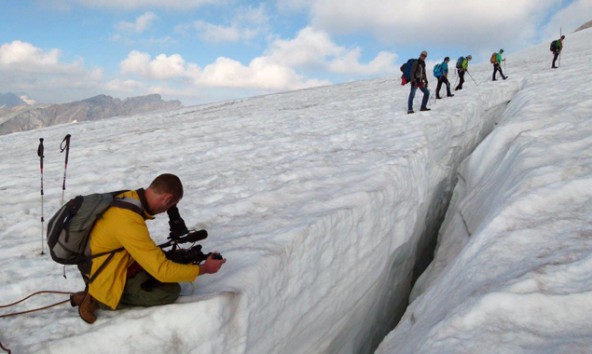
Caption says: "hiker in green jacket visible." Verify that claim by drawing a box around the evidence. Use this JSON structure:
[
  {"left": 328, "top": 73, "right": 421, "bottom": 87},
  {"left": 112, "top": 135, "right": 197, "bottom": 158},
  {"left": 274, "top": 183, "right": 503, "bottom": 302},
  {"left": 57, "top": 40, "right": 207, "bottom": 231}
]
[
  {"left": 551, "top": 35, "right": 565, "bottom": 69},
  {"left": 454, "top": 55, "right": 471, "bottom": 91},
  {"left": 492, "top": 49, "right": 507, "bottom": 81}
]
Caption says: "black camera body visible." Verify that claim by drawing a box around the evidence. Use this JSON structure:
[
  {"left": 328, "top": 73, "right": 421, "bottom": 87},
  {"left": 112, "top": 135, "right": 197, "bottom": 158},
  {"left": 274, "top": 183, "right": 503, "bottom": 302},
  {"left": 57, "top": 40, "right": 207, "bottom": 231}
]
[
  {"left": 160, "top": 229, "right": 223, "bottom": 264},
  {"left": 140, "top": 229, "right": 223, "bottom": 291},
  {"left": 165, "top": 245, "right": 223, "bottom": 264}
]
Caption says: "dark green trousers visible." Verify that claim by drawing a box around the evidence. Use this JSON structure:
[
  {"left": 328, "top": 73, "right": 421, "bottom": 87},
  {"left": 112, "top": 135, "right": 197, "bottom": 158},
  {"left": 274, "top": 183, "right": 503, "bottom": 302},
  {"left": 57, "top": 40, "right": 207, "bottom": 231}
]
[{"left": 117, "top": 270, "right": 181, "bottom": 309}]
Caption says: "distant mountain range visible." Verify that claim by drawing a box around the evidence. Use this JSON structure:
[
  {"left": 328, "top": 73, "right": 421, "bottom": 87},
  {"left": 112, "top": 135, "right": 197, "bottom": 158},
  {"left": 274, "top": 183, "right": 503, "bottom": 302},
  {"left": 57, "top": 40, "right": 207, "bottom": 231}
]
[
  {"left": 576, "top": 20, "right": 592, "bottom": 32},
  {"left": 0, "top": 92, "right": 28, "bottom": 108},
  {"left": 0, "top": 93, "right": 183, "bottom": 135}
]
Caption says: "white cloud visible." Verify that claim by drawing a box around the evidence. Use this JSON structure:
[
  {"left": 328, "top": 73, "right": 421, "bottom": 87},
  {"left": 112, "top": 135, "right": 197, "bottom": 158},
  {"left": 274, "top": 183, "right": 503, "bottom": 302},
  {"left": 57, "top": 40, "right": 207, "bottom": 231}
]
[
  {"left": 0, "top": 40, "right": 61, "bottom": 68},
  {"left": 177, "top": 4, "right": 269, "bottom": 43},
  {"left": 276, "top": 0, "right": 316, "bottom": 13},
  {"left": 195, "top": 56, "right": 327, "bottom": 90},
  {"left": 0, "top": 41, "right": 104, "bottom": 103},
  {"left": 74, "top": 0, "right": 218, "bottom": 10},
  {"left": 120, "top": 50, "right": 189, "bottom": 80},
  {"left": 266, "top": 27, "right": 343, "bottom": 68},
  {"left": 307, "top": 0, "right": 559, "bottom": 52},
  {"left": 19, "top": 95, "right": 36, "bottom": 105},
  {"left": 542, "top": 0, "right": 592, "bottom": 39},
  {"left": 189, "top": 22, "right": 243, "bottom": 43},
  {"left": 0, "top": 40, "right": 102, "bottom": 93},
  {"left": 266, "top": 27, "right": 397, "bottom": 76},
  {"left": 329, "top": 49, "right": 397, "bottom": 75},
  {"left": 118, "top": 49, "right": 327, "bottom": 91},
  {"left": 118, "top": 25, "right": 396, "bottom": 97},
  {"left": 116, "top": 12, "right": 158, "bottom": 34},
  {"left": 105, "top": 78, "right": 144, "bottom": 93}
]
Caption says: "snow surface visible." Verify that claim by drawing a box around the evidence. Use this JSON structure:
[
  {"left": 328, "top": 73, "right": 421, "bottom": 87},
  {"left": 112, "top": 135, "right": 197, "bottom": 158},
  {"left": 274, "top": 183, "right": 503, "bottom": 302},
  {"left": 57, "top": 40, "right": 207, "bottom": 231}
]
[
  {"left": 376, "top": 29, "right": 592, "bottom": 353},
  {"left": 0, "top": 28, "right": 589, "bottom": 354}
]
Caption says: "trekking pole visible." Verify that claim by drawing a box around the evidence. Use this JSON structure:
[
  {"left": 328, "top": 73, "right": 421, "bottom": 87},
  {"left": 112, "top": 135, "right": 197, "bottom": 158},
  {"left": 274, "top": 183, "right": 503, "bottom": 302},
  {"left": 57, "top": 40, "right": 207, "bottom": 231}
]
[
  {"left": 37, "top": 138, "right": 45, "bottom": 255},
  {"left": 558, "top": 28, "right": 563, "bottom": 68},
  {"left": 467, "top": 71, "right": 479, "bottom": 87},
  {"left": 59, "top": 134, "right": 71, "bottom": 205}
]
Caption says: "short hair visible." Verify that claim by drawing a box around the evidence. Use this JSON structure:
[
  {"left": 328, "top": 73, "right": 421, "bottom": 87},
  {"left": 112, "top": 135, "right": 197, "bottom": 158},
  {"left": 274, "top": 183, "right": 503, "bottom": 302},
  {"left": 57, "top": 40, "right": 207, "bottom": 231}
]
[
  {"left": 561, "top": 35, "right": 565, "bottom": 39},
  {"left": 149, "top": 173, "right": 183, "bottom": 200},
  {"left": 444, "top": 56, "right": 450, "bottom": 61}
]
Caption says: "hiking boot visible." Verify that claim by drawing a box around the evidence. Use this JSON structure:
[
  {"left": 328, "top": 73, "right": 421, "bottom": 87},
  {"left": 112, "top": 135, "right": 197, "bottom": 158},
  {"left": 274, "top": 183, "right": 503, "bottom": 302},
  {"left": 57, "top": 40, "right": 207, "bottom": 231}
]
[
  {"left": 79, "top": 292, "right": 99, "bottom": 324},
  {"left": 70, "top": 291, "right": 86, "bottom": 307},
  {"left": 447, "top": 94, "right": 454, "bottom": 97},
  {"left": 436, "top": 96, "right": 442, "bottom": 99},
  {"left": 420, "top": 107, "right": 431, "bottom": 112}
]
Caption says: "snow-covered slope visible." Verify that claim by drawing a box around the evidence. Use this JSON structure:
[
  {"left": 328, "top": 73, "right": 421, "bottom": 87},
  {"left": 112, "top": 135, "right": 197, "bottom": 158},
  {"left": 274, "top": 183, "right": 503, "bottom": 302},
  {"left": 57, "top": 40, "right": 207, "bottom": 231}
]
[
  {"left": 376, "top": 28, "right": 592, "bottom": 354},
  {"left": 1, "top": 27, "right": 588, "bottom": 354}
]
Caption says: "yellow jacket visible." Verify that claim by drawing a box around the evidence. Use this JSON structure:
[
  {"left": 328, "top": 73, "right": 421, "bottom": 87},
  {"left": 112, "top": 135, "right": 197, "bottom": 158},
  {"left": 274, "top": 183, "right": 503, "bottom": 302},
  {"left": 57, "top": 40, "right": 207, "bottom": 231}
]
[{"left": 87, "top": 190, "right": 200, "bottom": 309}]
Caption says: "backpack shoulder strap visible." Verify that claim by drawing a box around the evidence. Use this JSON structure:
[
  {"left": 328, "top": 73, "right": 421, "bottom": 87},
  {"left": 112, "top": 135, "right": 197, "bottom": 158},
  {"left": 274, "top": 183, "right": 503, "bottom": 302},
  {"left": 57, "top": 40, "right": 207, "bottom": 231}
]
[
  {"left": 85, "top": 195, "right": 145, "bottom": 284},
  {"left": 108, "top": 190, "right": 145, "bottom": 218},
  {"left": 111, "top": 197, "right": 144, "bottom": 217}
]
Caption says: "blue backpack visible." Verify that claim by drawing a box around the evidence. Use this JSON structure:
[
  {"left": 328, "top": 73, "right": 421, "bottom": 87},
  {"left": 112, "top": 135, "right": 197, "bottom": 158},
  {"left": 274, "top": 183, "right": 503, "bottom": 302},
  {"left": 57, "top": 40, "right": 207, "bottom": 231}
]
[
  {"left": 456, "top": 57, "right": 464, "bottom": 69},
  {"left": 433, "top": 63, "right": 443, "bottom": 78},
  {"left": 400, "top": 58, "right": 417, "bottom": 85}
]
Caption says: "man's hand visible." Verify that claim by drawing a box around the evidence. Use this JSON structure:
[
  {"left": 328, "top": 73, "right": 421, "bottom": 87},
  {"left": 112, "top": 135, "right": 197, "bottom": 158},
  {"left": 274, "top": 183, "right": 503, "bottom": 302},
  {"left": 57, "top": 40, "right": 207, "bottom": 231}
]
[{"left": 199, "top": 253, "right": 226, "bottom": 274}]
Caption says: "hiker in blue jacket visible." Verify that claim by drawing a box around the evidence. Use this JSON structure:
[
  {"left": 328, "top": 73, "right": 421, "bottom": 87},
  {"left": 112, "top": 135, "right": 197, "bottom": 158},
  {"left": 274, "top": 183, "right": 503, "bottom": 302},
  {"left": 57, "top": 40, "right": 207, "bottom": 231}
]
[
  {"left": 435, "top": 57, "right": 454, "bottom": 99},
  {"left": 407, "top": 50, "right": 431, "bottom": 114}
]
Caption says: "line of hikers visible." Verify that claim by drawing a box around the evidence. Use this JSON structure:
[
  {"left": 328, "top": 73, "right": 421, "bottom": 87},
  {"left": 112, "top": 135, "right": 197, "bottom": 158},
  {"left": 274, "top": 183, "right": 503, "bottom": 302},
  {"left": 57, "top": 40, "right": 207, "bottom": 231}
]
[{"left": 403, "top": 35, "right": 566, "bottom": 114}]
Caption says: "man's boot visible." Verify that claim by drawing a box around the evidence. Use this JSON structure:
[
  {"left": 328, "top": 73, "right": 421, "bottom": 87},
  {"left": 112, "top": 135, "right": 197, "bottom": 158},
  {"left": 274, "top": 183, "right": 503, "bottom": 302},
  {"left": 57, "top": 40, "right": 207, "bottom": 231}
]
[
  {"left": 70, "top": 291, "right": 86, "bottom": 307},
  {"left": 79, "top": 292, "right": 99, "bottom": 324}
]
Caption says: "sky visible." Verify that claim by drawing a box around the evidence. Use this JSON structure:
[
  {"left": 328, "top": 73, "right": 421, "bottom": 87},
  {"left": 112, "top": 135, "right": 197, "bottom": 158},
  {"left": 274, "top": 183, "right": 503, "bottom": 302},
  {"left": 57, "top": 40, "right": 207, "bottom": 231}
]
[
  {"left": 0, "top": 0, "right": 589, "bottom": 106},
  {"left": 1, "top": 25, "right": 591, "bottom": 353}
]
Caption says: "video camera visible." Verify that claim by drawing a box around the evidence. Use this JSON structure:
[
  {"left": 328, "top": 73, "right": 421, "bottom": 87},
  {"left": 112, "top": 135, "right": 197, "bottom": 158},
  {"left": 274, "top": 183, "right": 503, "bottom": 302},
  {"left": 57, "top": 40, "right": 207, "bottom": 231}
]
[
  {"left": 159, "top": 229, "right": 223, "bottom": 265},
  {"left": 161, "top": 206, "right": 222, "bottom": 264},
  {"left": 136, "top": 206, "right": 224, "bottom": 291}
]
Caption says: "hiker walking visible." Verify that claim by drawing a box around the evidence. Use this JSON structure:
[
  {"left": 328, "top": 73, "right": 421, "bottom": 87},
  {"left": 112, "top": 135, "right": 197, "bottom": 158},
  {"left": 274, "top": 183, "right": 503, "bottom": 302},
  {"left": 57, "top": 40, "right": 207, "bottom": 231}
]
[
  {"left": 492, "top": 49, "right": 507, "bottom": 80},
  {"left": 454, "top": 55, "right": 472, "bottom": 91},
  {"left": 434, "top": 57, "right": 454, "bottom": 99},
  {"left": 72, "top": 174, "right": 226, "bottom": 324},
  {"left": 407, "top": 50, "right": 431, "bottom": 114},
  {"left": 551, "top": 35, "right": 565, "bottom": 68}
]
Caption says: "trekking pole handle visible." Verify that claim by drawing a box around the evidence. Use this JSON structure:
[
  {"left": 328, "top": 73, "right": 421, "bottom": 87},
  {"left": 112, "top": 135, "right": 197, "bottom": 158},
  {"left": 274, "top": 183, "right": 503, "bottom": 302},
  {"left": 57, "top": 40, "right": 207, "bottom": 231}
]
[
  {"left": 37, "top": 138, "right": 44, "bottom": 174},
  {"left": 60, "top": 134, "right": 71, "bottom": 191},
  {"left": 60, "top": 134, "right": 71, "bottom": 165}
]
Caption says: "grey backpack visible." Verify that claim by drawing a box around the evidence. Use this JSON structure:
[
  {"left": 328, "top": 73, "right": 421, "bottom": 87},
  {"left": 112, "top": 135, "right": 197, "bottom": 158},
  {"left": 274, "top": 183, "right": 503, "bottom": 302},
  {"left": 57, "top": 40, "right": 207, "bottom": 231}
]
[{"left": 47, "top": 191, "right": 143, "bottom": 281}]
